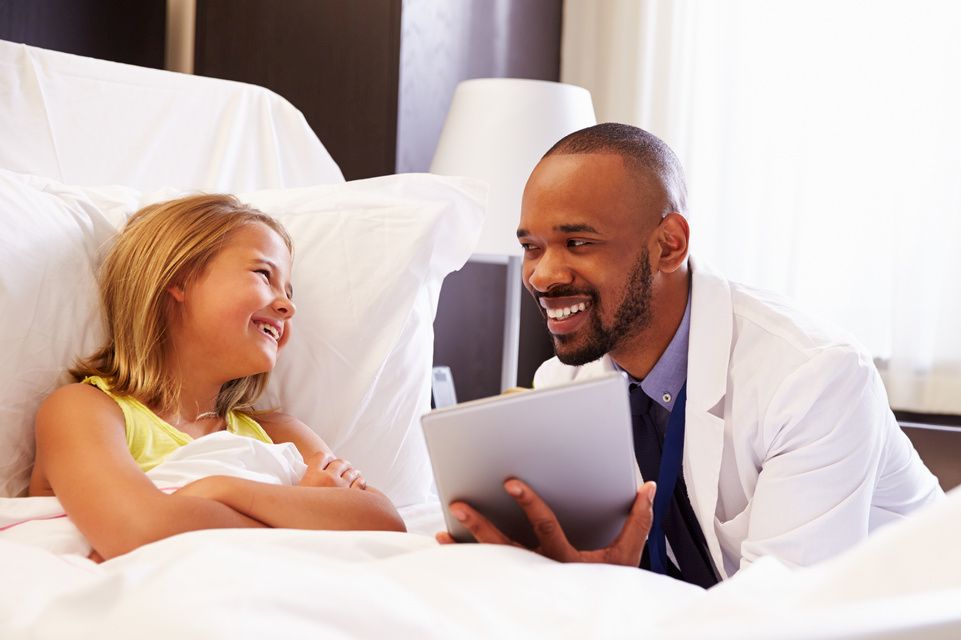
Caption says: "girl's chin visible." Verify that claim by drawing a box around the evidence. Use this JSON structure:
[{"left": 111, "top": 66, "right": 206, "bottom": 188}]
[{"left": 231, "top": 359, "right": 277, "bottom": 380}]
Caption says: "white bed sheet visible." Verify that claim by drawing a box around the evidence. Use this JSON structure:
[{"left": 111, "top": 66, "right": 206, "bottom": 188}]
[
  {"left": 1, "top": 499, "right": 959, "bottom": 639},
  {"left": 1, "top": 432, "right": 959, "bottom": 638}
]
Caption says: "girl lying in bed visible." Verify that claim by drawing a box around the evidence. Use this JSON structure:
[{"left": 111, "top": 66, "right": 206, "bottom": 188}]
[{"left": 27, "top": 195, "right": 405, "bottom": 561}]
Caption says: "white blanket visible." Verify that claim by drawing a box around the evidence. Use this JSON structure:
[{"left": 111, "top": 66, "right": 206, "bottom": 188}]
[
  {"left": 0, "top": 432, "right": 308, "bottom": 556},
  {"left": 1, "top": 434, "right": 959, "bottom": 639}
]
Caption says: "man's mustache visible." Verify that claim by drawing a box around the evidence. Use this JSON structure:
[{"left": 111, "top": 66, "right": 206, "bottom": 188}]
[{"left": 533, "top": 286, "right": 599, "bottom": 304}]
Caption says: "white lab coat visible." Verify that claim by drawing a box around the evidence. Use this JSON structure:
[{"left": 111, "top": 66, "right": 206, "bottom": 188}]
[{"left": 534, "top": 257, "right": 943, "bottom": 579}]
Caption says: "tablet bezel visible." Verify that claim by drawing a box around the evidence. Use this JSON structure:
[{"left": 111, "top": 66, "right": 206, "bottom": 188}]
[{"left": 421, "top": 371, "right": 638, "bottom": 550}]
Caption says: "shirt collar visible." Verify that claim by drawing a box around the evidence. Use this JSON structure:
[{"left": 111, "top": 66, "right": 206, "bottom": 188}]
[{"left": 613, "top": 293, "right": 691, "bottom": 413}]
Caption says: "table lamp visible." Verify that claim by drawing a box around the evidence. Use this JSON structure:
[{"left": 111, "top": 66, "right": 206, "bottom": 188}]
[{"left": 431, "top": 78, "right": 597, "bottom": 390}]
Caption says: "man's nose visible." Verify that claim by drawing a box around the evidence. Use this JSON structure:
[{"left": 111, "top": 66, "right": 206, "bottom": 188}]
[{"left": 526, "top": 249, "right": 573, "bottom": 293}]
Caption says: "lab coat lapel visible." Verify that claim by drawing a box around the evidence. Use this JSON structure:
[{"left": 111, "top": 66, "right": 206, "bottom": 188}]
[{"left": 684, "top": 256, "right": 732, "bottom": 578}]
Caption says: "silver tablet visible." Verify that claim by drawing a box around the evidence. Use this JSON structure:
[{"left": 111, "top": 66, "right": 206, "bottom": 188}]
[{"left": 421, "top": 371, "right": 637, "bottom": 550}]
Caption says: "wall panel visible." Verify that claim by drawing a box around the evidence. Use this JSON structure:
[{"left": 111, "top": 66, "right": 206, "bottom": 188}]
[
  {"left": 195, "top": 0, "right": 402, "bottom": 180},
  {"left": 0, "top": 0, "right": 165, "bottom": 68}
]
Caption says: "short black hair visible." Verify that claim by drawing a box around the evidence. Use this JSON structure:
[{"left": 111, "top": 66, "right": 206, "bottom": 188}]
[{"left": 543, "top": 123, "right": 688, "bottom": 214}]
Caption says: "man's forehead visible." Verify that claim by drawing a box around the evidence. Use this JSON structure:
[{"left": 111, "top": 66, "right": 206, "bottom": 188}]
[
  {"left": 521, "top": 156, "right": 634, "bottom": 225},
  {"left": 521, "top": 151, "right": 666, "bottom": 232}
]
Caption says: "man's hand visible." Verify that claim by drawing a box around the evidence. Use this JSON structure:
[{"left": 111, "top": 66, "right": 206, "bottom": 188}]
[{"left": 436, "top": 479, "right": 656, "bottom": 566}]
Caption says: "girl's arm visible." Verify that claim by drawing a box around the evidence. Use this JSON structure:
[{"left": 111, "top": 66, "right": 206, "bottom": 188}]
[
  {"left": 175, "top": 475, "right": 406, "bottom": 532},
  {"left": 34, "top": 384, "right": 267, "bottom": 560},
  {"left": 185, "top": 412, "right": 406, "bottom": 532}
]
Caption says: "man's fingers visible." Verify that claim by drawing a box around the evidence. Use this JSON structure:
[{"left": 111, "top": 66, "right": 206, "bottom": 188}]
[
  {"left": 435, "top": 531, "right": 456, "bottom": 545},
  {"left": 613, "top": 481, "right": 656, "bottom": 556},
  {"left": 448, "top": 501, "right": 516, "bottom": 546},
  {"left": 504, "top": 479, "right": 575, "bottom": 559}
]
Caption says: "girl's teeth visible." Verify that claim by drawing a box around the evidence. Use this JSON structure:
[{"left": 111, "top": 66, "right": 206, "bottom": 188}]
[{"left": 257, "top": 322, "right": 279, "bottom": 339}]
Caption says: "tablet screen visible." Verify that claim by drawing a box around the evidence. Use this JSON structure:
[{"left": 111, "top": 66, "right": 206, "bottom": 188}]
[{"left": 422, "top": 372, "right": 637, "bottom": 550}]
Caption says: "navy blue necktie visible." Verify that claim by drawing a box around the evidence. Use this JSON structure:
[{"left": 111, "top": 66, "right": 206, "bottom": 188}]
[{"left": 629, "top": 383, "right": 718, "bottom": 588}]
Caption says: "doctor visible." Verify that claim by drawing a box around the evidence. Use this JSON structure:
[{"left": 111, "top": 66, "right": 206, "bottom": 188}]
[{"left": 438, "top": 123, "right": 943, "bottom": 585}]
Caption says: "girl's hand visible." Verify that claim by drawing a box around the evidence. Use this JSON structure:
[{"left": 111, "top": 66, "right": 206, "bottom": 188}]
[{"left": 299, "top": 452, "right": 367, "bottom": 490}]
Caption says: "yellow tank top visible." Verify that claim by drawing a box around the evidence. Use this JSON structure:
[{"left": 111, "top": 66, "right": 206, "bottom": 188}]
[{"left": 82, "top": 376, "right": 273, "bottom": 472}]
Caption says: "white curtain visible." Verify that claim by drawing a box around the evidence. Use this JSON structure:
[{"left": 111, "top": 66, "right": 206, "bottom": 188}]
[{"left": 562, "top": 0, "right": 961, "bottom": 414}]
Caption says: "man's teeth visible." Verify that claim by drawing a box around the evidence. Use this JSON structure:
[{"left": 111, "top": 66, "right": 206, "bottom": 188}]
[
  {"left": 256, "top": 322, "right": 280, "bottom": 340},
  {"left": 546, "top": 302, "right": 588, "bottom": 320}
]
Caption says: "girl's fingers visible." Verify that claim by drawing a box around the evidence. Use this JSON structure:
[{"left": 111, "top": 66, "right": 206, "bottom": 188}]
[{"left": 348, "top": 469, "right": 366, "bottom": 489}]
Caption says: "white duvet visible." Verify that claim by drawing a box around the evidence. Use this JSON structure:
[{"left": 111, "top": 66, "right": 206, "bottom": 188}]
[{"left": 1, "top": 433, "right": 959, "bottom": 639}]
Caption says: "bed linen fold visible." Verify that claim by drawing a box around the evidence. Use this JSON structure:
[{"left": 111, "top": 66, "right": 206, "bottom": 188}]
[{"left": 1, "top": 434, "right": 959, "bottom": 638}]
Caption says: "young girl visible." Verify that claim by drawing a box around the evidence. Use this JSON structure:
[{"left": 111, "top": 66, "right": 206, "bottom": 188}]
[{"left": 27, "top": 194, "right": 405, "bottom": 561}]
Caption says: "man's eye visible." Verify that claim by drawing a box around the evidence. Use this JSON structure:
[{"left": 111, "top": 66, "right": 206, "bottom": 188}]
[
  {"left": 568, "top": 239, "right": 591, "bottom": 248},
  {"left": 519, "top": 242, "right": 543, "bottom": 254}
]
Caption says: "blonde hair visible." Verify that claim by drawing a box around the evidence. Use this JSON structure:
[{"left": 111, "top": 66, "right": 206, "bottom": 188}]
[{"left": 71, "top": 194, "right": 293, "bottom": 418}]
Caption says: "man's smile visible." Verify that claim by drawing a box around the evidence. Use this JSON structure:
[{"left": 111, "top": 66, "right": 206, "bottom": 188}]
[{"left": 539, "top": 296, "right": 593, "bottom": 335}]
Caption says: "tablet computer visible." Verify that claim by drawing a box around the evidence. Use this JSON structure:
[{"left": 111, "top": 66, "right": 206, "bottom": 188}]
[{"left": 421, "top": 371, "right": 637, "bottom": 550}]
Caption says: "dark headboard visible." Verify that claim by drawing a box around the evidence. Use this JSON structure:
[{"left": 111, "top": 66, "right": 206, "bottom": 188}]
[{"left": 0, "top": 0, "right": 165, "bottom": 69}]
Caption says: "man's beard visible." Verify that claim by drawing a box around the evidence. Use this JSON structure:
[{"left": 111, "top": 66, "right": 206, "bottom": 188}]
[{"left": 539, "top": 248, "right": 654, "bottom": 366}]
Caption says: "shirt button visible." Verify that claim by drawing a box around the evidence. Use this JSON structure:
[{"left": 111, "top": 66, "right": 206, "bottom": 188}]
[{"left": 662, "top": 392, "right": 672, "bottom": 403}]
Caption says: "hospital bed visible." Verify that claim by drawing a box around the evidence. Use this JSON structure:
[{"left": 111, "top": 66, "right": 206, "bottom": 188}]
[{"left": 1, "top": 40, "right": 959, "bottom": 639}]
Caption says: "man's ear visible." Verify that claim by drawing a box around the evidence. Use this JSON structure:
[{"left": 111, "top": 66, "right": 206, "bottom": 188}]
[
  {"left": 167, "top": 284, "right": 186, "bottom": 303},
  {"left": 655, "top": 212, "right": 690, "bottom": 273}
]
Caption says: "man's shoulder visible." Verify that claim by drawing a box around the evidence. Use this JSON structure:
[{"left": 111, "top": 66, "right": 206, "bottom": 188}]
[
  {"left": 726, "top": 280, "right": 870, "bottom": 362},
  {"left": 691, "top": 257, "right": 867, "bottom": 358}
]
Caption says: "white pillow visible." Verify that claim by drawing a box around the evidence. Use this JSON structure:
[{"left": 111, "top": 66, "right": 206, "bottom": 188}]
[
  {"left": 0, "top": 39, "right": 345, "bottom": 191},
  {"left": 0, "top": 169, "right": 485, "bottom": 506}
]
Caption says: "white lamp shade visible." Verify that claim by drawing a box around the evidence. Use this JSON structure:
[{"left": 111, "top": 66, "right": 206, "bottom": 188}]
[{"left": 430, "top": 78, "right": 597, "bottom": 258}]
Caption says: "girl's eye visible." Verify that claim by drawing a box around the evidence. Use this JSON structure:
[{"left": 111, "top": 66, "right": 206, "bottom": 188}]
[{"left": 255, "top": 269, "right": 270, "bottom": 281}]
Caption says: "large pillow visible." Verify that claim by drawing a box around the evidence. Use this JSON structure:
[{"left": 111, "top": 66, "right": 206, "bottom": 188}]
[
  {"left": 0, "top": 39, "right": 345, "bottom": 191},
  {"left": 0, "top": 169, "right": 485, "bottom": 506}
]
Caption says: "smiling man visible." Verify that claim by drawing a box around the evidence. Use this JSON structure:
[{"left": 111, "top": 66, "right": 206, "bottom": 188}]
[{"left": 440, "top": 123, "right": 943, "bottom": 585}]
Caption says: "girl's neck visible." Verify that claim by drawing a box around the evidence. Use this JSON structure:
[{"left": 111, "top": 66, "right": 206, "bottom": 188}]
[
  {"left": 162, "top": 353, "right": 226, "bottom": 425},
  {"left": 157, "top": 387, "right": 224, "bottom": 437},
  {"left": 156, "top": 387, "right": 221, "bottom": 428}
]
